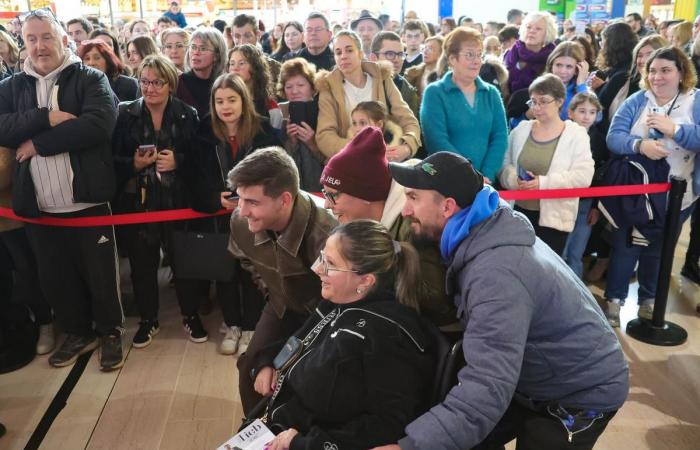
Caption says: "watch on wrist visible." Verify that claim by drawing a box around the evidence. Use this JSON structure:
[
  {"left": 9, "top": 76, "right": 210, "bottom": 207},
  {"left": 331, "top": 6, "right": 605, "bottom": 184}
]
[{"left": 634, "top": 139, "right": 642, "bottom": 154}]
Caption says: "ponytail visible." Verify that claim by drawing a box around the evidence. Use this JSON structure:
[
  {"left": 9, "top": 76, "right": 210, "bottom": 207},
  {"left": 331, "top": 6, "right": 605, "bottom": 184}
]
[{"left": 394, "top": 241, "right": 420, "bottom": 311}]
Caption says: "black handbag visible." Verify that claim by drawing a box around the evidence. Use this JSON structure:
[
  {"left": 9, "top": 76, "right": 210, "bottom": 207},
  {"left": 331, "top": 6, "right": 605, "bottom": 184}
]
[{"left": 171, "top": 218, "right": 236, "bottom": 282}]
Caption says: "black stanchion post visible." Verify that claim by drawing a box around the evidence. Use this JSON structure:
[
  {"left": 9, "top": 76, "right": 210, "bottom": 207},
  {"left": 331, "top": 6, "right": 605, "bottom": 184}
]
[{"left": 627, "top": 176, "right": 688, "bottom": 346}]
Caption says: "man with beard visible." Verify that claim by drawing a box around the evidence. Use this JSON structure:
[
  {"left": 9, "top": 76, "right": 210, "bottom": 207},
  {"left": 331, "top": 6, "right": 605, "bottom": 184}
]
[
  {"left": 373, "top": 152, "right": 629, "bottom": 450},
  {"left": 320, "top": 127, "right": 457, "bottom": 329}
]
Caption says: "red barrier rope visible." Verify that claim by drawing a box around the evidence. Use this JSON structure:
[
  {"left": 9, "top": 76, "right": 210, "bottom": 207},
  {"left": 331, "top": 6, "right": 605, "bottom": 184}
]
[{"left": 0, "top": 183, "right": 672, "bottom": 227}]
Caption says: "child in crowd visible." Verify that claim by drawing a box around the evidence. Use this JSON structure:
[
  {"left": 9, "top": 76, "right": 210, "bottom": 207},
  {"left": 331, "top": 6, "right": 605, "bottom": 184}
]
[
  {"left": 349, "top": 101, "right": 403, "bottom": 148},
  {"left": 562, "top": 92, "right": 607, "bottom": 278}
]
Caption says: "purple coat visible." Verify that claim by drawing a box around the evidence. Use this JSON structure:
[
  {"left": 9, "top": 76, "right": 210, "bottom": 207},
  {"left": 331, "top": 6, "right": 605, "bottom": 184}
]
[{"left": 504, "top": 40, "right": 556, "bottom": 93}]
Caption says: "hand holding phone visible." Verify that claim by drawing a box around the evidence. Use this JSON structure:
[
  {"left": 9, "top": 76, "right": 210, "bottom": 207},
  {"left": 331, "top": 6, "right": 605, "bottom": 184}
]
[
  {"left": 138, "top": 144, "right": 156, "bottom": 157},
  {"left": 518, "top": 166, "right": 534, "bottom": 181},
  {"left": 220, "top": 191, "right": 239, "bottom": 209},
  {"left": 134, "top": 145, "right": 157, "bottom": 171}
]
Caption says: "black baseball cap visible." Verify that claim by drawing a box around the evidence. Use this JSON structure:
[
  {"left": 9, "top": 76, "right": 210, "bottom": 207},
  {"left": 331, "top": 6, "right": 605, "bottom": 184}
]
[{"left": 389, "top": 152, "right": 484, "bottom": 208}]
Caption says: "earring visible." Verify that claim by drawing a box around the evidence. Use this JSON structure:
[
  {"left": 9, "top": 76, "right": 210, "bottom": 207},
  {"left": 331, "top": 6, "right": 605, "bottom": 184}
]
[{"left": 356, "top": 287, "right": 363, "bottom": 294}]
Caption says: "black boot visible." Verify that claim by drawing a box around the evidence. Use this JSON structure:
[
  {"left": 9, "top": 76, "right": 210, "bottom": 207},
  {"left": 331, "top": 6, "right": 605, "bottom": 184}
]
[{"left": 681, "top": 257, "right": 700, "bottom": 285}]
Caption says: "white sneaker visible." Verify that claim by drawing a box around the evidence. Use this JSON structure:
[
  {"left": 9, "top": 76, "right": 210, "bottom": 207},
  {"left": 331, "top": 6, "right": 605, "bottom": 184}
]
[
  {"left": 237, "top": 330, "right": 254, "bottom": 355},
  {"left": 36, "top": 323, "right": 56, "bottom": 355},
  {"left": 638, "top": 304, "right": 654, "bottom": 321},
  {"left": 219, "top": 326, "right": 242, "bottom": 355}
]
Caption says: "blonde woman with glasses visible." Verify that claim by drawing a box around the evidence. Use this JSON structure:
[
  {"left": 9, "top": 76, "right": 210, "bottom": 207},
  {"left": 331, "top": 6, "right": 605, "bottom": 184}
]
[{"left": 160, "top": 28, "right": 190, "bottom": 72}]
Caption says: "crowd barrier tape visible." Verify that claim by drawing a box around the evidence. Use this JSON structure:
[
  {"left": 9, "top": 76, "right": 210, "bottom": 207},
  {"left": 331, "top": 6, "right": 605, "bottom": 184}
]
[{"left": 0, "top": 183, "right": 672, "bottom": 227}]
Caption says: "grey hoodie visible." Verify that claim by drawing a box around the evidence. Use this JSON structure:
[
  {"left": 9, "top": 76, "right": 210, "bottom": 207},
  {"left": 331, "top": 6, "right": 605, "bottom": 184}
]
[{"left": 400, "top": 204, "right": 629, "bottom": 450}]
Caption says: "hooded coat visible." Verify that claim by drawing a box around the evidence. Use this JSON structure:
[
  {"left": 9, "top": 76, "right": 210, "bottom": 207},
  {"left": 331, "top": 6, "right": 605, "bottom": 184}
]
[
  {"left": 316, "top": 60, "right": 421, "bottom": 160},
  {"left": 400, "top": 204, "right": 629, "bottom": 449}
]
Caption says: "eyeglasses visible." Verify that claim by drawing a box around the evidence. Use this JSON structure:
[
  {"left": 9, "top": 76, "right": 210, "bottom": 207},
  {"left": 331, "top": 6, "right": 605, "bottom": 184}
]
[
  {"left": 457, "top": 51, "right": 481, "bottom": 61},
  {"left": 405, "top": 32, "right": 424, "bottom": 40},
  {"left": 421, "top": 45, "right": 437, "bottom": 54},
  {"left": 321, "top": 188, "right": 340, "bottom": 205},
  {"left": 21, "top": 8, "right": 58, "bottom": 23},
  {"left": 163, "top": 43, "right": 186, "bottom": 51},
  {"left": 305, "top": 27, "right": 326, "bottom": 34},
  {"left": 375, "top": 51, "right": 406, "bottom": 61},
  {"left": 139, "top": 78, "right": 167, "bottom": 89},
  {"left": 526, "top": 97, "right": 556, "bottom": 108},
  {"left": 189, "top": 44, "right": 213, "bottom": 53},
  {"left": 312, "top": 250, "right": 359, "bottom": 276}
]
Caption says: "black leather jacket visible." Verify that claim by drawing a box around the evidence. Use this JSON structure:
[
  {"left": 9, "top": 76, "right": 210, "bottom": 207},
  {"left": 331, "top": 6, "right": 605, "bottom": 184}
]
[{"left": 112, "top": 96, "right": 199, "bottom": 212}]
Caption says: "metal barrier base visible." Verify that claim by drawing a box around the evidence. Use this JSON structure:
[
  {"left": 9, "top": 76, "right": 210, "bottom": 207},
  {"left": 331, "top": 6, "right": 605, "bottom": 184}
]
[{"left": 626, "top": 318, "right": 688, "bottom": 346}]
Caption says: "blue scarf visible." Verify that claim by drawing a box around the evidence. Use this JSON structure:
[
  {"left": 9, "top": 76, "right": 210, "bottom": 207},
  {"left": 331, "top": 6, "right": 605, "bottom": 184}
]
[{"left": 440, "top": 185, "right": 500, "bottom": 260}]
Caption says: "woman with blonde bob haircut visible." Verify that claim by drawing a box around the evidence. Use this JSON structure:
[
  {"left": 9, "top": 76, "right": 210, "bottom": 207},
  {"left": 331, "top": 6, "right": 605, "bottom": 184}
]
[
  {"left": 160, "top": 28, "right": 190, "bottom": 72},
  {"left": 505, "top": 12, "right": 558, "bottom": 92}
]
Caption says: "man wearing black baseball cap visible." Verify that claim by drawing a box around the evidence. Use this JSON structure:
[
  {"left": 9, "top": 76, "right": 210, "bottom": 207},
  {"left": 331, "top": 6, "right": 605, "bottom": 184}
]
[{"left": 376, "top": 152, "right": 629, "bottom": 450}]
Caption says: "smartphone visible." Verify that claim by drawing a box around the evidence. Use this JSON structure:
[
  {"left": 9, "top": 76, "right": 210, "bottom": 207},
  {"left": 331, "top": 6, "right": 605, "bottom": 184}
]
[
  {"left": 138, "top": 144, "right": 156, "bottom": 157},
  {"left": 289, "top": 101, "right": 319, "bottom": 130},
  {"left": 648, "top": 106, "right": 664, "bottom": 139},
  {"left": 518, "top": 166, "right": 534, "bottom": 181},
  {"left": 593, "top": 70, "right": 607, "bottom": 81},
  {"left": 225, "top": 194, "right": 239, "bottom": 201}
]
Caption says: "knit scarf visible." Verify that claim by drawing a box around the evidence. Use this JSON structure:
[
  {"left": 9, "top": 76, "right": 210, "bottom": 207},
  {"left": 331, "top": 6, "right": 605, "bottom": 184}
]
[
  {"left": 440, "top": 185, "right": 500, "bottom": 260},
  {"left": 507, "top": 40, "right": 555, "bottom": 66}
]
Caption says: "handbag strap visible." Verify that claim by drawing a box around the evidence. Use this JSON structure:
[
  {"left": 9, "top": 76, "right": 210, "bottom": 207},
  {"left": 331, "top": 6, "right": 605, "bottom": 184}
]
[{"left": 263, "top": 308, "right": 339, "bottom": 422}]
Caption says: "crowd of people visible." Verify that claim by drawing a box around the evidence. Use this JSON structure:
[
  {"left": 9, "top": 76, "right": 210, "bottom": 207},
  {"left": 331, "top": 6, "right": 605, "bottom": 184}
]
[{"left": 1, "top": 5, "right": 699, "bottom": 449}]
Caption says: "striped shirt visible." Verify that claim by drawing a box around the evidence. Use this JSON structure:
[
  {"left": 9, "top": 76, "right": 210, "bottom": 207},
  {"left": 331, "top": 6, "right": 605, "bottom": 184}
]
[{"left": 24, "top": 53, "right": 98, "bottom": 213}]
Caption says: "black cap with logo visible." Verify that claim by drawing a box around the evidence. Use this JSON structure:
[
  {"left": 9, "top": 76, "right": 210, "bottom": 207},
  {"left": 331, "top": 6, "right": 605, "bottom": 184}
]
[{"left": 388, "top": 152, "right": 485, "bottom": 208}]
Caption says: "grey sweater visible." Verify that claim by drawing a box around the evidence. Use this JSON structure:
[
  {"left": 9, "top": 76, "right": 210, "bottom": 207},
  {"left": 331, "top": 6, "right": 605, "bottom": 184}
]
[{"left": 400, "top": 204, "right": 629, "bottom": 449}]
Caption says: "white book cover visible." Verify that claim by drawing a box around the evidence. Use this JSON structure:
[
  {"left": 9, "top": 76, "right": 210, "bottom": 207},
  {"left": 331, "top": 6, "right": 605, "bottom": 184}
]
[{"left": 217, "top": 420, "right": 276, "bottom": 450}]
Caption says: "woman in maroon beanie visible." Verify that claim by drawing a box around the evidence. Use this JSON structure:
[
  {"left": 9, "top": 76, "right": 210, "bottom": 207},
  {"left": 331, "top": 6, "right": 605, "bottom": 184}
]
[{"left": 319, "top": 127, "right": 458, "bottom": 329}]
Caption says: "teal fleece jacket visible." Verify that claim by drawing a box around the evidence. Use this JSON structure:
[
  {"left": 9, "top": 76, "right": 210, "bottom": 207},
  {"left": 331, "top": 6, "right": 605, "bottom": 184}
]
[{"left": 420, "top": 72, "right": 508, "bottom": 181}]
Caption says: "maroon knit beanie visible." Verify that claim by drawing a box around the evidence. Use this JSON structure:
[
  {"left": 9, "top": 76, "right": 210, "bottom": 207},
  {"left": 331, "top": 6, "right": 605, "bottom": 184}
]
[{"left": 320, "top": 127, "right": 391, "bottom": 202}]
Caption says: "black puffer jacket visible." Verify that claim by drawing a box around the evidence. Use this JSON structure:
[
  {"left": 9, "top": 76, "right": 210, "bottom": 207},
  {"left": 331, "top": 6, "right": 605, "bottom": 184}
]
[
  {"left": 185, "top": 115, "right": 281, "bottom": 213},
  {"left": 0, "top": 63, "right": 117, "bottom": 217},
  {"left": 112, "top": 96, "right": 198, "bottom": 211},
  {"left": 262, "top": 295, "right": 435, "bottom": 450}
]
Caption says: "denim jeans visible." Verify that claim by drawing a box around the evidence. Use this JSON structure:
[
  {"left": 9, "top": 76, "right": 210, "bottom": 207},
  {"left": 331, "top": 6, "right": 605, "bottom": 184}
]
[
  {"left": 605, "top": 203, "right": 695, "bottom": 305},
  {"left": 563, "top": 198, "right": 594, "bottom": 279}
]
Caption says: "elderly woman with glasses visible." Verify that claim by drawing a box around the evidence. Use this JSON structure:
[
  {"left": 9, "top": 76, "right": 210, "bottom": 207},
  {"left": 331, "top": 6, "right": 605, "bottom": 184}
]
[
  {"left": 112, "top": 54, "right": 205, "bottom": 348},
  {"left": 499, "top": 74, "right": 594, "bottom": 256},
  {"left": 175, "top": 27, "right": 227, "bottom": 119},
  {"left": 254, "top": 220, "right": 434, "bottom": 450},
  {"left": 420, "top": 27, "right": 508, "bottom": 184}
]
